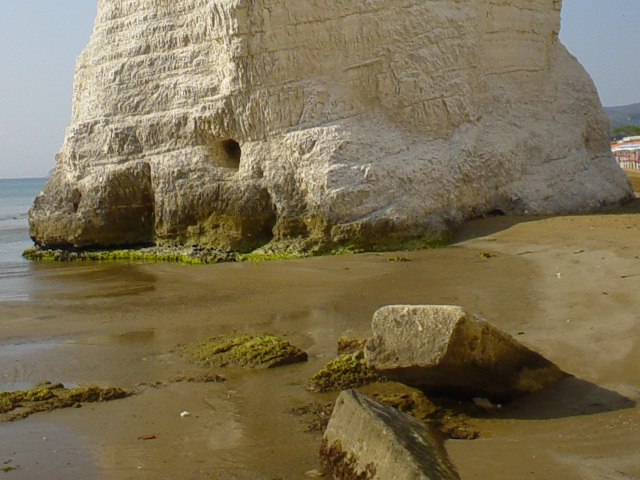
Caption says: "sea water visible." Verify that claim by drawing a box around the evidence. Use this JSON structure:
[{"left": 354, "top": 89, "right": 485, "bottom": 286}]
[{"left": 0, "top": 177, "right": 47, "bottom": 301}]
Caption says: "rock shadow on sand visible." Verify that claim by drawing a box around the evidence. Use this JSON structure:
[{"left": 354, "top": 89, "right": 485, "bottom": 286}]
[
  {"left": 494, "top": 376, "right": 635, "bottom": 420},
  {"left": 451, "top": 197, "right": 640, "bottom": 245}
]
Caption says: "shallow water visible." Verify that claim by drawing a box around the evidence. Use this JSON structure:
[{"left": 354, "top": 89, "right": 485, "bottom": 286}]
[
  {"left": 0, "top": 177, "right": 47, "bottom": 301},
  {"left": 0, "top": 420, "right": 98, "bottom": 479}
]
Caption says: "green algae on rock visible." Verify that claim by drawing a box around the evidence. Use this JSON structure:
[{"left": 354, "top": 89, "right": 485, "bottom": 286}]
[
  {"left": 364, "top": 383, "right": 480, "bottom": 440},
  {"left": 23, "top": 233, "right": 450, "bottom": 266},
  {"left": 22, "top": 245, "right": 236, "bottom": 264},
  {"left": 0, "top": 382, "right": 130, "bottom": 421},
  {"left": 182, "top": 334, "right": 308, "bottom": 369},
  {"left": 307, "top": 352, "right": 383, "bottom": 393}
]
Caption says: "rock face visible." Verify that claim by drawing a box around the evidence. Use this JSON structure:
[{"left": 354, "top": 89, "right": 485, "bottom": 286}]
[
  {"left": 322, "top": 389, "right": 460, "bottom": 480},
  {"left": 364, "top": 305, "right": 566, "bottom": 401},
  {"left": 29, "top": 0, "right": 633, "bottom": 251}
]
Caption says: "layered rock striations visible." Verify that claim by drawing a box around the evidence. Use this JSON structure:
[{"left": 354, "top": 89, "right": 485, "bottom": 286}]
[{"left": 29, "top": 0, "right": 633, "bottom": 252}]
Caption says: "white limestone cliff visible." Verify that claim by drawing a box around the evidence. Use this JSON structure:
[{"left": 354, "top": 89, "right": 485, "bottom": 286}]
[{"left": 29, "top": 0, "right": 633, "bottom": 251}]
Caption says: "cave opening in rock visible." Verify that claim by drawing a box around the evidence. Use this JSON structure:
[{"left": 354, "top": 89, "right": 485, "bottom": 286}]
[{"left": 221, "top": 139, "right": 241, "bottom": 169}]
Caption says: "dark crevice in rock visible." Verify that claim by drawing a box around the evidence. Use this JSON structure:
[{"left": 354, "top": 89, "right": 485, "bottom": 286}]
[
  {"left": 487, "top": 208, "right": 506, "bottom": 216},
  {"left": 71, "top": 189, "right": 82, "bottom": 213}
]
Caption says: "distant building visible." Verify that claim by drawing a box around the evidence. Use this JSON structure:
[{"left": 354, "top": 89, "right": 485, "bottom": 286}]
[{"left": 612, "top": 137, "right": 640, "bottom": 169}]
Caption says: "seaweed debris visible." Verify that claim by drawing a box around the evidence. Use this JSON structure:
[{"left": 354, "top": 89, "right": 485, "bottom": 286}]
[
  {"left": 181, "top": 334, "right": 308, "bottom": 369},
  {"left": 307, "top": 352, "right": 383, "bottom": 393},
  {"left": 0, "top": 382, "right": 130, "bottom": 421}
]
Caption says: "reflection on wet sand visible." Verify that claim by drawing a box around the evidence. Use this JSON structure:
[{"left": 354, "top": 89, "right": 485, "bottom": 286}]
[
  {"left": 0, "top": 421, "right": 98, "bottom": 479},
  {"left": 24, "top": 262, "right": 157, "bottom": 302}
]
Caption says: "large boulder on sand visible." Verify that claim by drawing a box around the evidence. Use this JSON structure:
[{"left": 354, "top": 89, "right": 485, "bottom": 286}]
[
  {"left": 29, "top": 0, "right": 632, "bottom": 252},
  {"left": 322, "top": 389, "right": 460, "bottom": 480},
  {"left": 364, "top": 305, "right": 566, "bottom": 401}
]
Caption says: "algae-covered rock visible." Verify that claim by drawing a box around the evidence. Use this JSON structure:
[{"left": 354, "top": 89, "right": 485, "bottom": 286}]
[
  {"left": 364, "top": 383, "right": 480, "bottom": 440},
  {"left": 0, "top": 382, "right": 129, "bottom": 421},
  {"left": 182, "top": 334, "right": 308, "bottom": 369},
  {"left": 307, "top": 352, "right": 383, "bottom": 393}
]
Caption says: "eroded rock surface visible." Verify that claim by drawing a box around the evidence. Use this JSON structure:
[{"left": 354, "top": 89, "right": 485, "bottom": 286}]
[
  {"left": 364, "top": 305, "right": 566, "bottom": 401},
  {"left": 29, "top": 0, "right": 633, "bottom": 251},
  {"left": 321, "top": 389, "right": 460, "bottom": 480}
]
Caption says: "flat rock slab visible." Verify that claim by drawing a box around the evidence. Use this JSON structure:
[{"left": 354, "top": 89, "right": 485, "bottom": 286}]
[
  {"left": 364, "top": 305, "right": 566, "bottom": 401},
  {"left": 322, "top": 389, "right": 460, "bottom": 480}
]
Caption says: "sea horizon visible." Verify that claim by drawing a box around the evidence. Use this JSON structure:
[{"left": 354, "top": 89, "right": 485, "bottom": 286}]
[
  {"left": 0, "top": 174, "right": 50, "bottom": 181},
  {"left": 0, "top": 175, "right": 49, "bottom": 179}
]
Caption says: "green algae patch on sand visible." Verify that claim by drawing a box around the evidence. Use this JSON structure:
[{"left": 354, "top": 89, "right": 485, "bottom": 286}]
[
  {"left": 307, "top": 352, "right": 384, "bottom": 393},
  {"left": 0, "top": 382, "right": 130, "bottom": 421},
  {"left": 236, "top": 251, "right": 312, "bottom": 265},
  {"left": 182, "top": 334, "right": 308, "bottom": 369}
]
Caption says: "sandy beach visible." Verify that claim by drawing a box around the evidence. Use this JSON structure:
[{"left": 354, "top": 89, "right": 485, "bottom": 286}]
[{"left": 2, "top": 200, "right": 640, "bottom": 479}]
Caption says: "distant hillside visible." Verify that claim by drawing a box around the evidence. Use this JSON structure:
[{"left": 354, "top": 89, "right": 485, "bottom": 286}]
[{"left": 605, "top": 103, "right": 640, "bottom": 129}]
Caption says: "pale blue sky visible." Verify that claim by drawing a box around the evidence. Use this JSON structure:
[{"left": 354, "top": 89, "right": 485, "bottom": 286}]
[{"left": 0, "top": 0, "right": 638, "bottom": 179}]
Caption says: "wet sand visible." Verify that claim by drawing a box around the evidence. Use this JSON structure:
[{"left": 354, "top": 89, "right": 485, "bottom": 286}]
[{"left": 1, "top": 200, "right": 640, "bottom": 479}]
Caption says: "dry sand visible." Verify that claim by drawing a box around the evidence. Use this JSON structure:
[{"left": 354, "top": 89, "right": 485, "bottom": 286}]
[
  {"left": 1, "top": 200, "right": 640, "bottom": 479},
  {"left": 624, "top": 169, "right": 640, "bottom": 193}
]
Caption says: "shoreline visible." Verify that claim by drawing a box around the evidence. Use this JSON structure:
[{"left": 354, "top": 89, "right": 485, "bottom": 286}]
[{"left": 21, "top": 233, "right": 452, "bottom": 266}]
